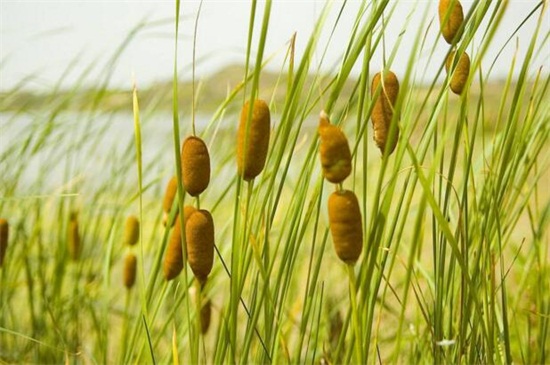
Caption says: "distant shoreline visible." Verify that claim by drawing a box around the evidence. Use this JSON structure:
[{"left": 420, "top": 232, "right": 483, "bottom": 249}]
[{"left": 0, "top": 64, "right": 512, "bottom": 114}]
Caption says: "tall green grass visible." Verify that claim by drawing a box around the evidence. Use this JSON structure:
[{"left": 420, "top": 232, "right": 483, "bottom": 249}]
[{"left": 0, "top": 1, "right": 549, "bottom": 364}]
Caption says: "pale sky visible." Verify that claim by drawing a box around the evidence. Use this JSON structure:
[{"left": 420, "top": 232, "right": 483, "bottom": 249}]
[{"left": 1, "top": 1, "right": 548, "bottom": 91}]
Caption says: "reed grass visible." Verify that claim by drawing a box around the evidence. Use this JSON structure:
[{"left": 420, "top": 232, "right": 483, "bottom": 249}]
[{"left": 0, "top": 1, "right": 548, "bottom": 364}]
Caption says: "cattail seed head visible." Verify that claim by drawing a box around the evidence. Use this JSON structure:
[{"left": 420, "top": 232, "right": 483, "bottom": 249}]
[
  {"left": 68, "top": 212, "right": 81, "bottom": 261},
  {"left": 318, "top": 111, "right": 352, "bottom": 184},
  {"left": 181, "top": 136, "right": 210, "bottom": 197},
  {"left": 0, "top": 218, "right": 8, "bottom": 267},
  {"left": 237, "top": 99, "right": 271, "bottom": 181},
  {"left": 123, "top": 253, "right": 137, "bottom": 289},
  {"left": 186, "top": 209, "right": 215, "bottom": 284},
  {"left": 124, "top": 215, "right": 139, "bottom": 247},
  {"left": 371, "top": 71, "right": 400, "bottom": 155},
  {"left": 328, "top": 190, "right": 363, "bottom": 265},
  {"left": 439, "top": 0, "right": 464, "bottom": 44},
  {"left": 200, "top": 298, "right": 212, "bottom": 334},
  {"left": 163, "top": 205, "right": 197, "bottom": 281},
  {"left": 162, "top": 176, "right": 178, "bottom": 226},
  {"left": 445, "top": 51, "right": 470, "bottom": 95}
]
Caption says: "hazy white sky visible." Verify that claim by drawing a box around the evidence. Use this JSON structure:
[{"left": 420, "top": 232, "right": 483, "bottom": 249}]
[{"left": 1, "top": 1, "right": 548, "bottom": 91}]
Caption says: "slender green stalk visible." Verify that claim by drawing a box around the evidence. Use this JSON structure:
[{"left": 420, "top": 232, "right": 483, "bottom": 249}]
[
  {"left": 0, "top": 1, "right": 548, "bottom": 363},
  {"left": 347, "top": 265, "right": 363, "bottom": 364}
]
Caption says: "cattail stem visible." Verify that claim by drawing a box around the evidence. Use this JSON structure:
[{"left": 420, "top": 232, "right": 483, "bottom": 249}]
[
  {"left": 347, "top": 264, "right": 364, "bottom": 365},
  {"left": 119, "top": 289, "right": 132, "bottom": 363},
  {"left": 231, "top": 179, "right": 254, "bottom": 358},
  {"left": 194, "top": 279, "right": 203, "bottom": 362},
  {"left": 70, "top": 263, "right": 81, "bottom": 363}
]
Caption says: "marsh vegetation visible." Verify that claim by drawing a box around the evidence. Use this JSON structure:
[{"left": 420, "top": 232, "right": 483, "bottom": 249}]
[{"left": 0, "top": 1, "right": 549, "bottom": 364}]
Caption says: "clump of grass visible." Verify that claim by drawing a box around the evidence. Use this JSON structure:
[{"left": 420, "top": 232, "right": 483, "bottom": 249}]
[
  {"left": 0, "top": 1, "right": 548, "bottom": 364},
  {"left": 124, "top": 215, "right": 140, "bottom": 247},
  {"left": 318, "top": 111, "right": 352, "bottom": 184},
  {"left": 445, "top": 50, "right": 470, "bottom": 95},
  {"left": 163, "top": 205, "right": 197, "bottom": 281},
  {"left": 0, "top": 218, "right": 8, "bottom": 267},
  {"left": 181, "top": 136, "right": 211, "bottom": 197},
  {"left": 327, "top": 190, "right": 363, "bottom": 265},
  {"left": 162, "top": 176, "right": 178, "bottom": 226},
  {"left": 123, "top": 253, "right": 137, "bottom": 289},
  {"left": 438, "top": 0, "right": 464, "bottom": 44},
  {"left": 371, "top": 70, "right": 400, "bottom": 155},
  {"left": 237, "top": 99, "right": 271, "bottom": 181},
  {"left": 185, "top": 209, "right": 214, "bottom": 285}
]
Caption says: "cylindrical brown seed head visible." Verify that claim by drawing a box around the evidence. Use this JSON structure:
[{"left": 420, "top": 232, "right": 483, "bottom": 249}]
[
  {"left": 200, "top": 298, "right": 212, "bottom": 334},
  {"left": 318, "top": 111, "right": 352, "bottom": 184},
  {"left": 162, "top": 176, "right": 178, "bottom": 226},
  {"left": 186, "top": 209, "right": 214, "bottom": 284},
  {"left": 328, "top": 190, "right": 363, "bottom": 265},
  {"left": 163, "top": 205, "right": 197, "bottom": 281},
  {"left": 123, "top": 253, "right": 137, "bottom": 289},
  {"left": 439, "top": 0, "right": 464, "bottom": 44},
  {"left": 68, "top": 213, "right": 81, "bottom": 261},
  {"left": 0, "top": 218, "right": 8, "bottom": 267},
  {"left": 237, "top": 99, "right": 271, "bottom": 181},
  {"left": 124, "top": 215, "right": 139, "bottom": 246},
  {"left": 445, "top": 51, "right": 470, "bottom": 95},
  {"left": 371, "top": 71, "right": 400, "bottom": 155},
  {"left": 181, "top": 136, "right": 210, "bottom": 197}
]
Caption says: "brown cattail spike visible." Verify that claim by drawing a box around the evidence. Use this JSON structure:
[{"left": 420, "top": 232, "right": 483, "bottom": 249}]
[
  {"left": 445, "top": 51, "right": 470, "bottom": 95},
  {"left": 181, "top": 136, "right": 210, "bottom": 197},
  {"left": 0, "top": 218, "right": 8, "bottom": 267},
  {"left": 163, "top": 205, "right": 197, "bottom": 280},
  {"left": 371, "top": 71, "right": 400, "bottom": 155},
  {"left": 68, "top": 212, "right": 81, "bottom": 261},
  {"left": 162, "top": 176, "right": 178, "bottom": 226},
  {"left": 186, "top": 209, "right": 215, "bottom": 284},
  {"left": 124, "top": 215, "right": 139, "bottom": 246},
  {"left": 328, "top": 190, "right": 363, "bottom": 265},
  {"left": 200, "top": 298, "right": 212, "bottom": 334},
  {"left": 237, "top": 99, "right": 271, "bottom": 181},
  {"left": 123, "top": 253, "right": 137, "bottom": 289},
  {"left": 318, "top": 111, "right": 352, "bottom": 184},
  {"left": 439, "top": 0, "right": 464, "bottom": 44}
]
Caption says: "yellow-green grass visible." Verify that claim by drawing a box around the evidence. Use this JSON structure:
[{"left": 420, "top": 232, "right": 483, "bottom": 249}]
[{"left": 0, "top": 1, "right": 548, "bottom": 364}]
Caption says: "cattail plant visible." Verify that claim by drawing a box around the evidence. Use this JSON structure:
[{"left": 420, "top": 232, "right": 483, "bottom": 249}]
[
  {"left": 200, "top": 298, "right": 212, "bottom": 335},
  {"left": 163, "top": 205, "right": 197, "bottom": 280},
  {"left": 0, "top": 218, "right": 8, "bottom": 267},
  {"left": 371, "top": 70, "right": 400, "bottom": 155},
  {"left": 67, "top": 212, "right": 81, "bottom": 261},
  {"left": 237, "top": 99, "right": 271, "bottom": 181},
  {"left": 123, "top": 253, "right": 137, "bottom": 289},
  {"left": 445, "top": 50, "right": 470, "bottom": 95},
  {"left": 328, "top": 190, "right": 363, "bottom": 265},
  {"left": 185, "top": 209, "right": 215, "bottom": 284},
  {"left": 327, "top": 189, "right": 365, "bottom": 363},
  {"left": 162, "top": 176, "right": 178, "bottom": 226},
  {"left": 124, "top": 215, "right": 139, "bottom": 246},
  {"left": 181, "top": 136, "right": 211, "bottom": 197},
  {"left": 438, "top": 0, "right": 464, "bottom": 44},
  {"left": 318, "top": 111, "right": 352, "bottom": 184}
]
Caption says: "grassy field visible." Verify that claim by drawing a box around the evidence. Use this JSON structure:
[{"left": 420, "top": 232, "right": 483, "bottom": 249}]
[{"left": 1, "top": 1, "right": 549, "bottom": 364}]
